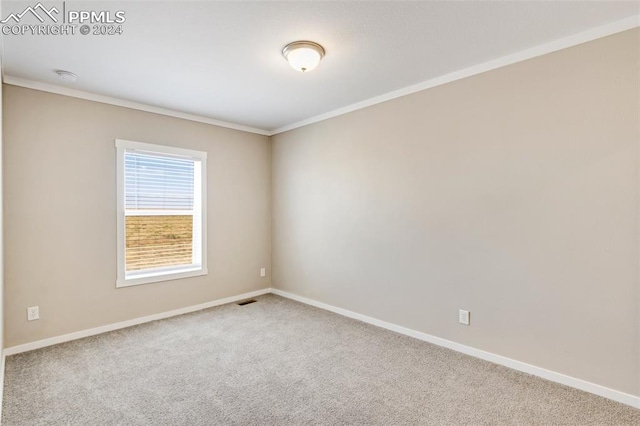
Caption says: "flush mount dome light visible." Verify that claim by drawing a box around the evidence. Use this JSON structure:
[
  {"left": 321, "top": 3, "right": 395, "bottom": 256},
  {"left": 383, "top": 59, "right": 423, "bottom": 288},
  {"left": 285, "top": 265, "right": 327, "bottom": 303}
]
[
  {"left": 282, "top": 41, "right": 325, "bottom": 73},
  {"left": 55, "top": 70, "right": 77, "bottom": 83}
]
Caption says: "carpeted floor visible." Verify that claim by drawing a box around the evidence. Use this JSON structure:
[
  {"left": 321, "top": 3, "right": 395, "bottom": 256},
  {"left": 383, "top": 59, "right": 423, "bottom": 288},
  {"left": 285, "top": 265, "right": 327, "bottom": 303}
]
[{"left": 2, "top": 294, "right": 640, "bottom": 425}]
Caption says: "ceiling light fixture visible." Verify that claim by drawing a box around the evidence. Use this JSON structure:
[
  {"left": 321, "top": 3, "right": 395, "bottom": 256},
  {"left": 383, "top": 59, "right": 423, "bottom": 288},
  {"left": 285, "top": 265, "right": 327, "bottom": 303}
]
[
  {"left": 282, "top": 41, "right": 325, "bottom": 73},
  {"left": 55, "top": 70, "right": 77, "bottom": 83}
]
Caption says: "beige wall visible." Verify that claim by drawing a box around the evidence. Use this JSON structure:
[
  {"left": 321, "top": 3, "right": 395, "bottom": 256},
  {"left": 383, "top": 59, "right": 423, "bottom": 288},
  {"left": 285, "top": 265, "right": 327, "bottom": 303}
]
[
  {"left": 272, "top": 29, "right": 640, "bottom": 396},
  {"left": 3, "top": 85, "right": 271, "bottom": 347}
]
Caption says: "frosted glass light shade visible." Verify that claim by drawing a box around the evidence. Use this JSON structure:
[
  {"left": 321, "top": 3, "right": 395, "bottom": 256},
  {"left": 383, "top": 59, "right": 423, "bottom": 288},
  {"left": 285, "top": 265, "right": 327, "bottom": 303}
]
[{"left": 282, "top": 41, "right": 325, "bottom": 73}]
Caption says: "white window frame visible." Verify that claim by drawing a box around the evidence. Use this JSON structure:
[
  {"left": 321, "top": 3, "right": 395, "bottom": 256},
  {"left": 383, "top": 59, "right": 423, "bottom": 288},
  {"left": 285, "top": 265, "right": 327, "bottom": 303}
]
[{"left": 116, "top": 139, "right": 208, "bottom": 288}]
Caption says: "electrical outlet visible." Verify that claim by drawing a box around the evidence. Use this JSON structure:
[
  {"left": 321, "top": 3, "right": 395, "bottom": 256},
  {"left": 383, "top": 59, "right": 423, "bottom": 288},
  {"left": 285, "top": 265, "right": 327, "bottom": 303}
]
[
  {"left": 27, "top": 306, "right": 40, "bottom": 321},
  {"left": 459, "top": 309, "right": 470, "bottom": 325},
  {"left": 260, "top": 268, "right": 266, "bottom": 277}
]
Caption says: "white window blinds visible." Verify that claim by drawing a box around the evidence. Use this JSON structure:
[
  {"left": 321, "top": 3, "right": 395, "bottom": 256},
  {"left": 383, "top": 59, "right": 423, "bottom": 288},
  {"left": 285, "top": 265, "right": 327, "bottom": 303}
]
[{"left": 124, "top": 152, "right": 195, "bottom": 212}]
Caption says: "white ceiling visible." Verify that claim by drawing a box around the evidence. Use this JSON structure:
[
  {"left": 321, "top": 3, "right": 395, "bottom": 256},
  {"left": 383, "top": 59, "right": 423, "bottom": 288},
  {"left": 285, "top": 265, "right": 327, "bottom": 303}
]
[{"left": 2, "top": 1, "right": 639, "bottom": 133}]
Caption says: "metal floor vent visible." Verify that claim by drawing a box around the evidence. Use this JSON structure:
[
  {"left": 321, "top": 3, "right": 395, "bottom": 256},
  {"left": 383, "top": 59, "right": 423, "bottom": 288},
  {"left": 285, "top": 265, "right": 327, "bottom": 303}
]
[{"left": 237, "top": 299, "right": 257, "bottom": 306}]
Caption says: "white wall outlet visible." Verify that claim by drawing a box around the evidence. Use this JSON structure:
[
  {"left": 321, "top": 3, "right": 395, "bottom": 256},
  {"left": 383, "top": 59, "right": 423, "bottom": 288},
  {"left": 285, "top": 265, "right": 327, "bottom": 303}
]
[
  {"left": 27, "top": 306, "right": 40, "bottom": 321},
  {"left": 260, "top": 267, "right": 266, "bottom": 277},
  {"left": 459, "top": 309, "right": 470, "bottom": 325}
]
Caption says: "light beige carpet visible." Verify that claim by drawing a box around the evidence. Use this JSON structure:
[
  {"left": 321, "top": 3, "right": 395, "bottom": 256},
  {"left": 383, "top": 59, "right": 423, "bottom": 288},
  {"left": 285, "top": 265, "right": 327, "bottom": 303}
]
[{"left": 3, "top": 294, "right": 640, "bottom": 425}]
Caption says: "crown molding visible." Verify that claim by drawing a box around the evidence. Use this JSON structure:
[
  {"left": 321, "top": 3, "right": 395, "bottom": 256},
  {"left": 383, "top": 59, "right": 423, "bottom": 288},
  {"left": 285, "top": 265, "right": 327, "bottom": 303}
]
[
  {"left": 2, "top": 76, "right": 271, "bottom": 136},
  {"left": 2, "top": 14, "right": 638, "bottom": 137},
  {"left": 271, "top": 14, "right": 640, "bottom": 135}
]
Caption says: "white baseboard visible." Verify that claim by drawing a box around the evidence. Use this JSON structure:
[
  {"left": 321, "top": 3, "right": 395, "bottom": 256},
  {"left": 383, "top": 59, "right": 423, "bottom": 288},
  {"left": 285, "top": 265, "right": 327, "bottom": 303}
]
[
  {"left": 3, "top": 287, "right": 638, "bottom": 410},
  {"left": 3, "top": 288, "right": 271, "bottom": 356},
  {"left": 271, "top": 288, "right": 640, "bottom": 410}
]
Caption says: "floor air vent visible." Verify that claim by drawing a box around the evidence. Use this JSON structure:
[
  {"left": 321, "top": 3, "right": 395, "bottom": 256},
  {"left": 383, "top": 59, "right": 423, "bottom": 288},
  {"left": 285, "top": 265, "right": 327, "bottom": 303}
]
[{"left": 237, "top": 299, "right": 257, "bottom": 306}]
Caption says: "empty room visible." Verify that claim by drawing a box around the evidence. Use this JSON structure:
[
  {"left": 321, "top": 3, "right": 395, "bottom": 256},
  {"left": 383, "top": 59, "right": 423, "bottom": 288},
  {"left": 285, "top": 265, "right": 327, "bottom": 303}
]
[{"left": 0, "top": 0, "right": 638, "bottom": 424}]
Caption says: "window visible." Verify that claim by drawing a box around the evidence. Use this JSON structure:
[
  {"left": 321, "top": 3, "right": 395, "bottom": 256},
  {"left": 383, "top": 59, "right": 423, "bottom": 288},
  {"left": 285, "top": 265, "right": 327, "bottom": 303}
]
[{"left": 116, "top": 140, "right": 207, "bottom": 288}]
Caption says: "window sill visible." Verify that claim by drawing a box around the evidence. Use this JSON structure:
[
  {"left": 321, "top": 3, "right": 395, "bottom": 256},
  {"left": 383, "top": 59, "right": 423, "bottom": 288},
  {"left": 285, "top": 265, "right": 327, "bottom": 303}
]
[{"left": 116, "top": 267, "right": 208, "bottom": 288}]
